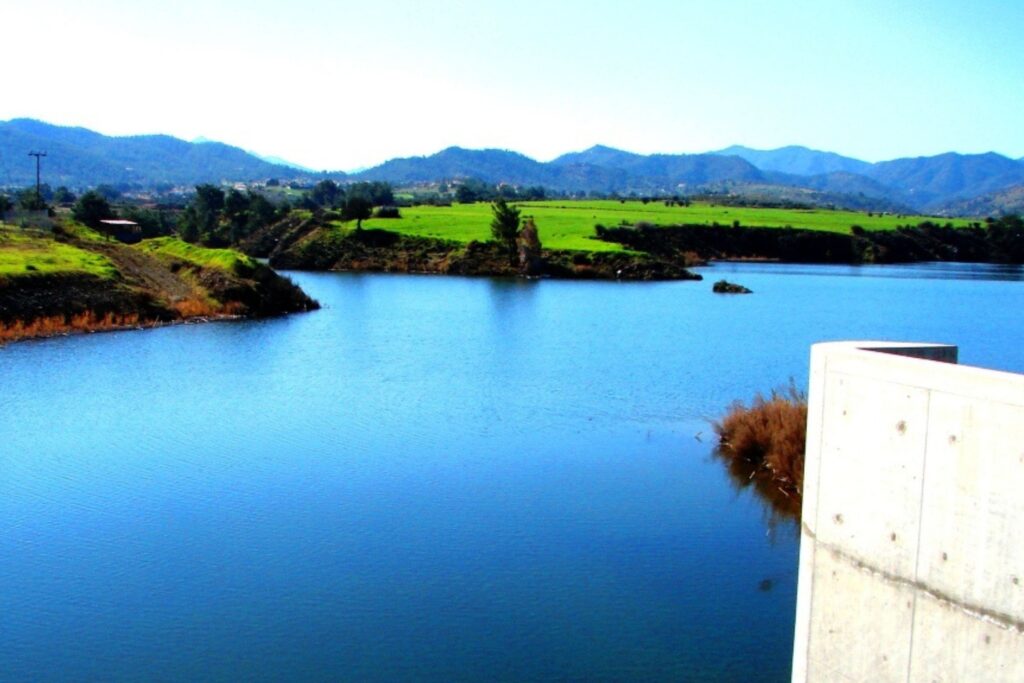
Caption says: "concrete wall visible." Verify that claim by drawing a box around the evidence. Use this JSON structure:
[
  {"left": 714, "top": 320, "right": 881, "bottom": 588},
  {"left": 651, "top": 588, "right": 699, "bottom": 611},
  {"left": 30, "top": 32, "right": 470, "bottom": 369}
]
[{"left": 792, "top": 342, "right": 1024, "bottom": 683}]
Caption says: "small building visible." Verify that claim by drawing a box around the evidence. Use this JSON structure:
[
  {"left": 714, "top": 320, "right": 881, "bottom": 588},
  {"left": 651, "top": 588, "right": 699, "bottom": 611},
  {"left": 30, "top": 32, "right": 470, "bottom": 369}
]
[{"left": 98, "top": 219, "right": 143, "bottom": 243}]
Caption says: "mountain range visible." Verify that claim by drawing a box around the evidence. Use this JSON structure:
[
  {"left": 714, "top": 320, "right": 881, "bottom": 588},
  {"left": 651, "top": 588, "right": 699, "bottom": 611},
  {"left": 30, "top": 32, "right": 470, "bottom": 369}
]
[
  {"left": 0, "top": 119, "right": 317, "bottom": 189},
  {"left": 2, "top": 118, "right": 1023, "bottom": 216},
  {"left": 351, "top": 143, "right": 1024, "bottom": 214}
]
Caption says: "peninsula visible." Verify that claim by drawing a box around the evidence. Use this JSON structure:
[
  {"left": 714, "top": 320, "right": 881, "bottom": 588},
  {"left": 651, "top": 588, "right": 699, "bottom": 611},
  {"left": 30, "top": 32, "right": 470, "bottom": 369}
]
[{"left": 0, "top": 219, "right": 317, "bottom": 343}]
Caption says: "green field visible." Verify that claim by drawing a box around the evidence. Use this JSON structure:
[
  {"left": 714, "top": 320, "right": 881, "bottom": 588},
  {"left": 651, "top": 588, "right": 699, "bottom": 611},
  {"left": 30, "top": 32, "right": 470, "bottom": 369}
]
[
  {"left": 0, "top": 225, "right": 119, "bottom": 278},
  {"left": 360, "top": 200, "right": 977, "bottom": 252},
  {"left": 137, "top": 237, "right": 257, "bottom": 272}
]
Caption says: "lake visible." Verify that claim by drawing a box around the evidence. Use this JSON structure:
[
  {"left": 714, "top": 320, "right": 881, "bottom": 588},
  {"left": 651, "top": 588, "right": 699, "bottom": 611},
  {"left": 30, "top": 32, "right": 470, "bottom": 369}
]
[{"left": 2, "top": 262, "right": 1023, "bottom": 681}]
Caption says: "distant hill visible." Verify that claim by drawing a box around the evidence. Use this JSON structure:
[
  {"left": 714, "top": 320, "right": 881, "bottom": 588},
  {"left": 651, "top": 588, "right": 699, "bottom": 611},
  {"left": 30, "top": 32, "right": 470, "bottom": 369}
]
[
  {"left": 934, "top": 184, "right": 1024, "bottom": 217},
  {"left": 549, "top": 144, "right": 764, "bottom": 185},
  {"left": 550, "top": 144, "right": 648, "bottom": 168},
  {"left": 765, "top": 170, "right": 910, "bottom": 206},
  {"left": 354, "top": 147, "right": 557, "bottom": 186},
  {"left": 0, "top": 119, "right": 323, "bottom": 189},
  {"left": 350, "top": 144, "right": 1024, "bottom": 213},
  {"left": 3, "top": 118, "right": 1021, "bottom": 216},
  {"left": 714, "top": 145, "right": 871, "bottom": 176},
  {"left": 354, "top": 144, "right": 766, "bottom": 193},
  {"left": 247, "top": 151, "right": 315, "bottom": 173},
  {"left": 865, "top": 152, "right": 1024, "bottom": 210}
]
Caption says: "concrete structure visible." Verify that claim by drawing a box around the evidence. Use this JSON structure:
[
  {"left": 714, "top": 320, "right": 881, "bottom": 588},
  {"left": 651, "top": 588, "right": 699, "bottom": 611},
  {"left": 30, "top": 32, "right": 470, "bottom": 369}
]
[{"left": 792, "top": 342, "right": 1024, "bottom": 682}]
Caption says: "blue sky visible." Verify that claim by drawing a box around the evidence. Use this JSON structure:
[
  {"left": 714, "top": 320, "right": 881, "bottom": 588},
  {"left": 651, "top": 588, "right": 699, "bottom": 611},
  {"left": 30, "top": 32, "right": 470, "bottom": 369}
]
[{"left": 3, "top": 0, "right": 1022, "bottom": 170}]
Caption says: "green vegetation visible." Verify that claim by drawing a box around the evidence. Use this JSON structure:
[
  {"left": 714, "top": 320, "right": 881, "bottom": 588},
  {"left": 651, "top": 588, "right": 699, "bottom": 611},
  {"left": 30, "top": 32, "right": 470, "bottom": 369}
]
[
  {"left": 490, "top": 198, "right": 521, "bottom": 264},
  {"left": 72, "top": 191, "right": 113, "bottom": 228},
  {"left": 0, "top": 224, "right": 119, "bottom": 278},
  {"left": 177, "top": 184, "right": 284, "bottom": 246},
  {"left": 136, "top": 237, "right": 257, "bottom": 273},
  {"left": 357, "top": 200, "right": 977, "bottom": 252}
]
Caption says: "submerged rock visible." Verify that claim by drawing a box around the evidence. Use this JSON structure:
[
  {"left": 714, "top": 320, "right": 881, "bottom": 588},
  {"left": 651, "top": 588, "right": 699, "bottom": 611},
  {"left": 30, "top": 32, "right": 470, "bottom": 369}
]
[{"left": 713, "top": 279, "right": 753, "bottom": 294}]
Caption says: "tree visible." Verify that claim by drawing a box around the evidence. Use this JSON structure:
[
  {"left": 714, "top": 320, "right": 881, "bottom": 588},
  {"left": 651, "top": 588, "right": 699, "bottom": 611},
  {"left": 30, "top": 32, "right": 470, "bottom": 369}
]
[
  {"left": 178, "top": 184, "right": 225, "bottom": 243},
  {"left": 72, "top": 191, "right": 113, "bottom": 228},
  {"left": 491, "top": 198, "right": 521, "bottom": 265},
  {"left": 455, "top": 184, "right": 478, "bottom": 204},
  {"left": 94, "top": 184, "right": 122, "bottom": 201},
  {"left": 246, "top": 192, "right": 279, "bottom": 234},
  {"left": 517, "top": 217, "right": 543, "bottom": 275},
  {"left": 310, "top": 179, "right": 343, "bottom": 208},
  {"left": 346, "top": 181, "right": 394, "bottom": 206},
  {"left": 224, "top": 189, "right": 251, "bottom": 242},
  {"left": 455, "top": 178, "right": 494, "bottom": 204},
  {"left": 52, "top": 186, "right": 76, "bottom": 205},
  {"left": 0, "top": 195, "right": 11, "bottom": 214},
  {"left": 343, "top": 196, "right": 372, "bottom": 229},
  {"left": 17, "top": 187, "right": 48, "bottom": 211}
]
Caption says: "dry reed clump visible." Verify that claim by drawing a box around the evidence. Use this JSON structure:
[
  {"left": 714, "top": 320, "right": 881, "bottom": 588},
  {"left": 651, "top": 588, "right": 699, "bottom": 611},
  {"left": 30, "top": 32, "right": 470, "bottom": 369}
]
[
  {"left": 0, "top": 310, "right": 143, "bottom": 343},
  {"left": 172, "top": 298, "right": 219, "bottom": 317},
  {"left": 714, "top": 384, "right": 808, "bottom": 501}
]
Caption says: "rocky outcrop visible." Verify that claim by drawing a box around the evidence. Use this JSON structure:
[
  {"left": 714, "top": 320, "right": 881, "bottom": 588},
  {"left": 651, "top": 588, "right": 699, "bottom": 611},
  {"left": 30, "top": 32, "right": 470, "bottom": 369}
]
[{"left": 712, "top": 280, "right": 753, "bottom": 294}]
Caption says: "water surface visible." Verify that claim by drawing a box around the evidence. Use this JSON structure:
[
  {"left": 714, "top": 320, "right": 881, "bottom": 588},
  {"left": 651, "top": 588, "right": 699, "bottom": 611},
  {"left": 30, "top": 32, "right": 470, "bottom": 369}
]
[{"left": 2, "top": 262, "right": 1022, "bottom": 681}]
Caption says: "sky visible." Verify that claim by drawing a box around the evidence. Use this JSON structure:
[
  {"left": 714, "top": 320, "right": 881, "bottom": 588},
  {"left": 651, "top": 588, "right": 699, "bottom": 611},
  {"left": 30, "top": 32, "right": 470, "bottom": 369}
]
[{"left": 2, "top": 0, "right": 1022, "bottom": 171}]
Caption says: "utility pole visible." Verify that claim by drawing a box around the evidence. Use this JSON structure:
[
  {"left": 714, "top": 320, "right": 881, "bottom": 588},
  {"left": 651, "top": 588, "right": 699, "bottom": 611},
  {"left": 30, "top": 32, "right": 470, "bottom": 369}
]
[{"left": 28, "top": 151, "right": 47, "bottom": 204}]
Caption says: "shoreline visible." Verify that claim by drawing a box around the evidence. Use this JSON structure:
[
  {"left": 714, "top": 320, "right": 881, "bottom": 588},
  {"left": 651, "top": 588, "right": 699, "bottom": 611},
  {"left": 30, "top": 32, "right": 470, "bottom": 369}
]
[{"left": 0, "top": 312, "right": 248, "bottom": 346}]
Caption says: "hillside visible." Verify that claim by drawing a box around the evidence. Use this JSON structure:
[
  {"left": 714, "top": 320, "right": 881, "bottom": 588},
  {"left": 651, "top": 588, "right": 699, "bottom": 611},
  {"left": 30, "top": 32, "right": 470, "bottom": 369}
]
[
  {"left": 0, "top": 221, "right": 318, "bottom": 342},
  {"left": 714, "top": 145, "right": 871, "bottom": 176},
  {"left": 935, "top": 184, "right": 1024, "bottom": 217},
  {"left": 0, "top": 119, "right": 326, "bottom": 189},
  {"left": 354, "top": 147, "right": 557, "bottom": 186},
  {"left": 352, "top": 143, "right": 1022, "bottom": 213},
  {"left": 865, "top": 152, "right": 1024, "bottom": 210},
  {"left": 354, "top": 145, "right": 766, "bottom": 193}
]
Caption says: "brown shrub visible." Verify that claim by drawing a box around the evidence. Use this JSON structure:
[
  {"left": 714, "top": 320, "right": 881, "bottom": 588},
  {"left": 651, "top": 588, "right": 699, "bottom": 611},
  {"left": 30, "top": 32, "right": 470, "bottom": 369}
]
[
  {"left": 0, "top": 310, "right": 143, "bottom": 343},
  {"left": 172, "top": 298, "right": 217, "bottom": 318},
  {"left": 714, "top": 384, "right": 808, "bottom": 502}
]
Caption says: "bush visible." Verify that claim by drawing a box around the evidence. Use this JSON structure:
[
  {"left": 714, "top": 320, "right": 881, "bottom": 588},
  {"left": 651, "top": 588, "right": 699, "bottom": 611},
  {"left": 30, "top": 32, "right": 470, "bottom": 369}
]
[
  {"left": 714, "top": 383, "right": 807, "bottom": 501},
  {"left": 374, "top": 206, "right": 401, "bottom": 219}
]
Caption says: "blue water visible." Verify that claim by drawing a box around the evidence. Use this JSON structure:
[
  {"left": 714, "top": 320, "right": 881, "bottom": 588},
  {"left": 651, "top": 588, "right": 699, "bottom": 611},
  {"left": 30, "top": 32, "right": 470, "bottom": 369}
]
[{"left": 2, "top": 262, "right": 1023, "bottom": 681}]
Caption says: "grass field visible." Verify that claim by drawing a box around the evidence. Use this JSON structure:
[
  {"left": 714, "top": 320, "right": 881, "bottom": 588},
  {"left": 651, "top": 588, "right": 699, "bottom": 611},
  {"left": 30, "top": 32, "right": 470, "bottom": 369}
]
[
  {"left": 360, "top": 200, "right": 977, "bottom": 252},
  {"left": 137, "top": 237, "right": 257, "bottom": 272},
  {"left": 0, "top": 225, "right": 119, "bottom": 278}
]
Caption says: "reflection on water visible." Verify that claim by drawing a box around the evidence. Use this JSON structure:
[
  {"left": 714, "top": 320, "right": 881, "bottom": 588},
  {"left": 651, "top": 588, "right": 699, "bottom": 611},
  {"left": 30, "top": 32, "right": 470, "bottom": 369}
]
[{"left": 713, "top": 445, "right": 803, "bottom": 526}]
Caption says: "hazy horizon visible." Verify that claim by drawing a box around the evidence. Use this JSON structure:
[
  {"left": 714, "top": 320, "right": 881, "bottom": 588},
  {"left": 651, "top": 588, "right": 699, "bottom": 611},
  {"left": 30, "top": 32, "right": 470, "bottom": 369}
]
[{"left": 4, "top": 0, "right": 1023, "bottom": 170}]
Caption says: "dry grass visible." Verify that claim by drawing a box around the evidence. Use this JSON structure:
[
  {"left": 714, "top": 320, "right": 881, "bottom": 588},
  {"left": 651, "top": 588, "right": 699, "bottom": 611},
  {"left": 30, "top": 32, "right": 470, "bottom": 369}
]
[
  {"left": 0, "top": 298, "right": 247, "bottom": 344},
  {"left": 714, "top": 384, "right": 808, "bottom": 505},
  {"left": 172, "top": 298, "right": 218, "bottom": 317},
  {"left": 0, "top": 311, "right": 143, "bottom": 343}
]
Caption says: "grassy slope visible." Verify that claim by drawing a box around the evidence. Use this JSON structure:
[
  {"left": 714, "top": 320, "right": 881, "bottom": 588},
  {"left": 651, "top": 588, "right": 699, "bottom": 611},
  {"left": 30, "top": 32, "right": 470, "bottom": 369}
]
[
  {"left": 0, "top": 224, "right": 119, "bottom": 278},
  {"left": 135, "top": 237, "right": 257, "bottom": 271},
  {"left": 359, "top": 200, "right": 978, "bottom": 251}
]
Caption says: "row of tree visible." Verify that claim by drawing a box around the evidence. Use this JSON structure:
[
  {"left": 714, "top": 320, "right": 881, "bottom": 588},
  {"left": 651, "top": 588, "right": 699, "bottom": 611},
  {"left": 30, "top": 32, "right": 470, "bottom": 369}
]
[
  {"left": 455, "top": 179, "right": 547, "bottom": 204},
  {"left": 178, "top": 185, "right": 286, "bottom": 245},
  {"left": 305, "top": 180, "right": 394, "bottom": 210}
]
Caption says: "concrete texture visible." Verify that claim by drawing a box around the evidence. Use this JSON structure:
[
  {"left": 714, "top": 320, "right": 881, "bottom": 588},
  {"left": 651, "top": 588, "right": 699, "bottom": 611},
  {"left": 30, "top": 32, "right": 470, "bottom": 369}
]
[{"left": 792, "top": 342, "right": 1024, "bottom": 683}]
